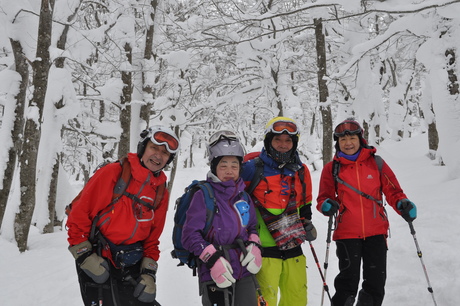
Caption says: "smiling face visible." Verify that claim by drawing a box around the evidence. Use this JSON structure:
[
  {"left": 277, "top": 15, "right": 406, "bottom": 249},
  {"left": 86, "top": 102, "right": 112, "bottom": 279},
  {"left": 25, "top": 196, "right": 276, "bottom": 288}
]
[
  {"left": 338, "top": 134, "right": 361, "bottom": 155},
  {"left": 141, "top": 140, "right": 171, "bottom": 172},
  {"left": 216, "top": 156, "right": 240, "bottom": 182},
  {"left": 271, "top": 134, "right": 294, "bottom": 153}
]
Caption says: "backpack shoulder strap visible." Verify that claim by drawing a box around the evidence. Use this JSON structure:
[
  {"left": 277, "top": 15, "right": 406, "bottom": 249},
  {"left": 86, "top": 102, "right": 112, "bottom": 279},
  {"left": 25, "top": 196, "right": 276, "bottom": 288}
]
[
  {"left": 374, "top": 154, "right": 383, "bottom": 173},
  {"left": 196, "top": 181, "right": 217, "bottom": 235},
  {"left": 246, "top": 157, "right": 265, "bottom": 195},
  {"left": 296, "top": 166, "right": 307, "bottom": 204},
  {"left": 332, "top": 155, "right": 383, "bottom": 205},
  {"left": 112, "top": 156, "right": 131, "bottom": 201}
]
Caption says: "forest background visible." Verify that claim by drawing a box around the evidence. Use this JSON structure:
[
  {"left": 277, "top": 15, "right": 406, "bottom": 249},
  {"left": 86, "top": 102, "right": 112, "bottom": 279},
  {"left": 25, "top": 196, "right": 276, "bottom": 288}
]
[{"left": 0, "top": 0, "right": 459, "bottom": 262}]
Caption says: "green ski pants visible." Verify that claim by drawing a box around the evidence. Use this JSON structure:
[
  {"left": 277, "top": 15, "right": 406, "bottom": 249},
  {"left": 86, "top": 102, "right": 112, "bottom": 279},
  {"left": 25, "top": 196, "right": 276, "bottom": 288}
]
[{"left": 256, "top": 255, "right": 308, "bottom": 306}]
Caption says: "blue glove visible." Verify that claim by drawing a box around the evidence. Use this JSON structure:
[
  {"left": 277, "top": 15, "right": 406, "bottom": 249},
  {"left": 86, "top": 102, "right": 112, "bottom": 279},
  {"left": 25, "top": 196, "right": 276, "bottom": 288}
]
[
  {"left": 397, "top": 199, "right": 417, "bottom": 222},
  {"left": 321, "top": 199, "right": 339, "bottom": 216}
]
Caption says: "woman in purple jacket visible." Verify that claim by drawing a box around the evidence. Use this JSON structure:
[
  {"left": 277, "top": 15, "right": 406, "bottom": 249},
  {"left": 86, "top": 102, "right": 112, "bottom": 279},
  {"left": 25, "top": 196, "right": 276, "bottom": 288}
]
[{"left": 182, "top": 130, "right": 262, "bottom": 306}]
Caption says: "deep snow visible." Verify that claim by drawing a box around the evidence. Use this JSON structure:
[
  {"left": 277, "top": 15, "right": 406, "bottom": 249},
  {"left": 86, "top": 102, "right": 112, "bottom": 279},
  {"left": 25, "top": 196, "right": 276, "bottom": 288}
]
[{"left": 0, "top": 133, "right": 457, "bottom": 306}]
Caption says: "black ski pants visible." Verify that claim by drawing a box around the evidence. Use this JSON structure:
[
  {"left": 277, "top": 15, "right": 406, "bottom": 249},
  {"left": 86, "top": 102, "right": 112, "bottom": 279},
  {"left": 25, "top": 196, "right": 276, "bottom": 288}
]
[
  {"left": 201, "top": 276, "right": 258, "bottom": 306},
  {"left": 332, "top": 235, "right": 388, "bottom": 306}
]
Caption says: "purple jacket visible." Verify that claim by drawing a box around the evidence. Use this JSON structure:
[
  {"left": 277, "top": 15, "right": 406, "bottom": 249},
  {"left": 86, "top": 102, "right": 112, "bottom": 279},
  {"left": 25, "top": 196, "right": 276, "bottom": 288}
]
[{"left": 182, "top": 173, "right": 259, "bottom": 283}]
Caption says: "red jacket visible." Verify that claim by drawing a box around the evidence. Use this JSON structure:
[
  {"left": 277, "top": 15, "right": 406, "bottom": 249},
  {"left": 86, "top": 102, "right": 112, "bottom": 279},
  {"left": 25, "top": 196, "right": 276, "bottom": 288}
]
[
  {"left": 67, "top": 153, "right": 169, "bottom": 261},
  {"left": 316, "top": 147, "right": 407, "bottom": 240}
]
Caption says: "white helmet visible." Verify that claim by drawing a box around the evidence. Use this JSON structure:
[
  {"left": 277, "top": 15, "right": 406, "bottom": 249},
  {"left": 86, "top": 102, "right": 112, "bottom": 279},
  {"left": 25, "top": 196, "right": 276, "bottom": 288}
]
[
  {"left": 207, "top": 130, "right": 245, "bottom": 162},
  {"left": 137, "top": 125, "right": 180, "bottom": 165}
]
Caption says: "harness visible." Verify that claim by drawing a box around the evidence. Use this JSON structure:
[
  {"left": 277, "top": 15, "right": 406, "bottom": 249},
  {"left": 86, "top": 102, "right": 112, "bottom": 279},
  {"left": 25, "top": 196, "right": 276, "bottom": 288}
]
[{"left": 332, "top": 154, "right": 383, "bottom": 205}]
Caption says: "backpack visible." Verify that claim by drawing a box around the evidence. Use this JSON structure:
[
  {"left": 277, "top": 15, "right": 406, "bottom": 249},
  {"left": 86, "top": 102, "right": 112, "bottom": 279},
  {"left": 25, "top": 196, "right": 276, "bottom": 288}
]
[
  {"left": 65, "top": 157, "right": 165, "bottom": 217},
  {"left": 171, "top": 180, "right": 217, "bottom": 273},
  {"left": 65, "top": 157, "right": 132, "bottom": 216},
  {"left": 332, "top": 154, "right": 384, "bottom": 204}
]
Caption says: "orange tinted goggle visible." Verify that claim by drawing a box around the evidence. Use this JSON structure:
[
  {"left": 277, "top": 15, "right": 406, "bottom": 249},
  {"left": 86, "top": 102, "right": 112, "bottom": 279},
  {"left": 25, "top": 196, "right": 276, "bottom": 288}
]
[
  {"left": 269, "top": 121, "right": 298, "bottom": 135},
  {"left": 151, "top": 131, "right": 179, "bottom": 153},
  {"left": 334, "top": 121, "right": 362, "bottom": 138}
]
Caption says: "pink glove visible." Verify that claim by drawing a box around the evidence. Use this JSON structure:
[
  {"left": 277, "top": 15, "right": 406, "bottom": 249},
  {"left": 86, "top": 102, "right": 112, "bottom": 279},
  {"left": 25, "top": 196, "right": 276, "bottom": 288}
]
[
  {"left": 200, "top": 244, "right": 236, "bottom": 288},
  {"left": 240, "top": 234, "right": 262, "bottom": 274}
]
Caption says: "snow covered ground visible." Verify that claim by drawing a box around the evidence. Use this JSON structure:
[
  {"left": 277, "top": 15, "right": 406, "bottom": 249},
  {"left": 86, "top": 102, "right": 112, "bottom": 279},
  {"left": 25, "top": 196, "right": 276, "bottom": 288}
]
[{"left": 0, "top": 133, "right": 457, "bottom": 305}]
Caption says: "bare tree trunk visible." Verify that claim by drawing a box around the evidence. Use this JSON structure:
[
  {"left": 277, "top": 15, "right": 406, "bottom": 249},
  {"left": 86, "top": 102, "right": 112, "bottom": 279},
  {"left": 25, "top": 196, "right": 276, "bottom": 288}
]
[
  {"left": 141, "top": 0, "right": 158, "bottom": 123},
  {"left": 314, "top": 18, "right": 332, "bottom": 165},
  {"left": 446, "top": 49, "right": 459, "bottom": 95},
  {"left": 118, "top": 43, "right": 133, "bottom": 158},
  {"left": 15, "top": 0, "right": 54, "bottom": 252},
  {"left": 167, "top": 125, "right": 181, "bottom": 194},
  {"left": 43, "top": 155, "right": 59, "bottom": 233},
  {"left": 0, "top": 39, "right": 28, "bottom": 228}
]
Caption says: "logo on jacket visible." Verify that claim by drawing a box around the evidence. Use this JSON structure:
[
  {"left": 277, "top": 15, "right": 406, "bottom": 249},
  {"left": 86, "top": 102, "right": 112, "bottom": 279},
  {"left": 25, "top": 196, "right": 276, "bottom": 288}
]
[
  {"left": 234, "top": 200, "right": 250, "bottom": 227},
  {"left": 367, "top": 174, "right": 374, "bottom": 179}
]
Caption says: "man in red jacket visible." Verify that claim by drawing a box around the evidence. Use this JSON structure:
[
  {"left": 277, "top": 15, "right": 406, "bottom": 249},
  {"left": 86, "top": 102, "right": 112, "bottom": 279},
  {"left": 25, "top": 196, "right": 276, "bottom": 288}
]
[
  {"left": 317, "top": 118, "right": 417, "bottom": 306},
  {"left": 67, "top": 125, "right": 179, "bottom": 306}
]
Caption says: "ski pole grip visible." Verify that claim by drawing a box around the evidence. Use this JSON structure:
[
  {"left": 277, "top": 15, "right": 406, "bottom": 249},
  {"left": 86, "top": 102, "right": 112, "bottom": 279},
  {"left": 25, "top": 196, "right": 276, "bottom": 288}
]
[{"left": 409, "top": 221, "right": 416, "bottom": 235}]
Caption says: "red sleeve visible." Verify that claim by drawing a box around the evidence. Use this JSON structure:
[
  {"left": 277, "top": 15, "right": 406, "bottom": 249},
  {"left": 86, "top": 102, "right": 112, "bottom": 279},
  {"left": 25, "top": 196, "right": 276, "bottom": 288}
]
[
  {"left": 380, "top": 161, "right": 408, "bottom": 213},
  {"left": 301, "top": 163, "right": 313, "bottom": 206},
  {"left": 66, "top": 164, "right": 121, "bottom": 246},
  {"left": 316, "top": 161, "right": 336, "bottom": 213},
  {"left": 142, "top": 188, "right": 170, "bottom": 261}
]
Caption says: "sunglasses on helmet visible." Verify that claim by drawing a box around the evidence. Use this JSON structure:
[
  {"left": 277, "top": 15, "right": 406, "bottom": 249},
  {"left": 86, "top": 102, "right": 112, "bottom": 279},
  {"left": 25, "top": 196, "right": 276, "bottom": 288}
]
[
  {"left": 266, "top": 120, "right": 298, "bottom": 135},
  {"left": 150, "top": 130, "right": 180, "bottom": 154},
  {"left": 209, "top": 130, "right": 239, "bottom": 147},
  {"left": 334, "top": 121, "right": 362, "bottom": 138}
]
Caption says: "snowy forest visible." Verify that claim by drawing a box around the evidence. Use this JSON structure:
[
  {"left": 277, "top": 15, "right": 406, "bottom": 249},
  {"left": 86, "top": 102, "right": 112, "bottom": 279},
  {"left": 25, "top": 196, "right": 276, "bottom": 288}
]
[{"left": 0, "top": 0, "right": 460, "bottom": 254}]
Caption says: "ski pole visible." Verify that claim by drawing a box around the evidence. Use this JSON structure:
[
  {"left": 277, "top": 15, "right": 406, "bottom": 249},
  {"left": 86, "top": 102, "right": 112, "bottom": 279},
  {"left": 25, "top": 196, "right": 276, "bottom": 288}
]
[
  {"left": 408, "top": 221, "right": 437, "bottom": 306},
  {"left": 321, "top": 215, "right": 334, "bottom": 306},
  {"left": 236, "top": 239, "right": 268, "bottom": 306},
  {"left": 308, "top": 241, "right": 333, "bottom": 304}
]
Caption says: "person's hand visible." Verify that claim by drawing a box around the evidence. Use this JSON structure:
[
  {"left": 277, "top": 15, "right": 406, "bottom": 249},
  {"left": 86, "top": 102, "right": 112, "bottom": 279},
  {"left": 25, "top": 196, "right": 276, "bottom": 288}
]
[
  {"left": 69, "top": 241, "right": 109, "bottom": 284},
  {"left": 303, "top": 220, "right": 317, "bottom": 241},
  {"left": 321, "top": 199, "right": 339, "bottom": 216},
  {"left": 133, "top": 257, "right": 157, "bottom": 303},
  {"left": 200, "top": 244, "right": 235, "bottom": 288},
  {"left": 240, "top": 234, "right": 262, "bottom": 274},
  {"left": 397, "top": 199, "right": 417, "bottom": 222}
]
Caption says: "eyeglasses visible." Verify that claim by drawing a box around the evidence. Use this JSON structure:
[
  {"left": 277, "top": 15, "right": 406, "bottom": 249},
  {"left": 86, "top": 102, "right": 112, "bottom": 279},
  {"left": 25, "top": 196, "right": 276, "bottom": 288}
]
[
  {"left": 209, "top": 130, "right": 238, "bottom": 147},
  {"left": 151, "top": 131, "right": 179, "bottom": 154},
  {"left": 334, "top": 121, "right": 362, "bottom": 138},
  {"left": 266, "top": 120, "right": 298, "bottom": 135}
]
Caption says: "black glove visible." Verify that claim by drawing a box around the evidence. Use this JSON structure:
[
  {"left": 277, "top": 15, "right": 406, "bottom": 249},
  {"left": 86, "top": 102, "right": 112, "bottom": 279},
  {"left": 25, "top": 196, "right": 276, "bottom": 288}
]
[
  {"left": 69, "top": 240, "right": 110, "bottom": 284},
  {"left": 397, "top": 199, "right": 417, "bottom": 222},
  {"left": 303, "top": 220, "right": 317, "bottom": 242},
  {"left": 133, "top": 257, "right": 158, "bottom": 303},
  {"left": 321, "top": 199, "right": 339, "bottom": 216}
]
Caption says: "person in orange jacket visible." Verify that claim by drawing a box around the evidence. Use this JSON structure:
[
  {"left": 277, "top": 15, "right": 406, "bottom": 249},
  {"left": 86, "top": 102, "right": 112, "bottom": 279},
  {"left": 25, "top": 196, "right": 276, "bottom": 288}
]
[
  {"left": 241, "top": 117, "right": 316, "bottom": 306},
  {"left": 316, "top": 118, "right": 417, "bottom": 306},
  {"left": 67, "top": 125, "right": 180, "bottom": 306}
]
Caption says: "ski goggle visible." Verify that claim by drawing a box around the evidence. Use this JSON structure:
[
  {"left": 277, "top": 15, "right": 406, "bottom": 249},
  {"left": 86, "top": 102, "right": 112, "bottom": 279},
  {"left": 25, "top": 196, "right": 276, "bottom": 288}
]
[
  {"left": 150, "top": 130, "right": 179, "bottom": 154},
  {"left": 265, "top": 120, "right": 298, "bottom": 135},
  {"left": 209, "top": 130, "right": 239, "bottom": 147},
  {"left": 334, "top": 121, "right": 362, "bottom": 138}
]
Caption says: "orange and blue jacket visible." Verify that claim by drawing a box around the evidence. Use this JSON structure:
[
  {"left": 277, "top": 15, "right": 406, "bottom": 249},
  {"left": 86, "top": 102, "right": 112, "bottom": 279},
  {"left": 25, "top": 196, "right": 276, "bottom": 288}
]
[
  {"left": 241, "top": 149, "right": 313, "bottom": 247},
  {"left": 316, "top": 147, "right": 407, "bottom": 240}
]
